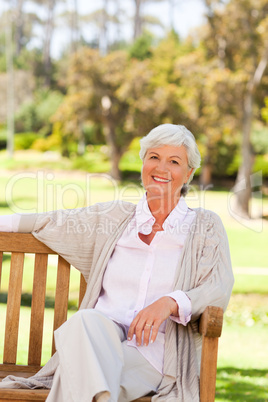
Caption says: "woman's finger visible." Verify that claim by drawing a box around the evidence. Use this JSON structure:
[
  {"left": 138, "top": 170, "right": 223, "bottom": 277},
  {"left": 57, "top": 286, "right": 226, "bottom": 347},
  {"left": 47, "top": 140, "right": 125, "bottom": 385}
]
[
  {"left": 143, "top": 323, "right": 153, "bottom": 346},
  {"left": 149, "top": 320, "right": 161, "bottom": 344},
  {"left": 127, "top": 316, "right": 138, "bottom": 341}
]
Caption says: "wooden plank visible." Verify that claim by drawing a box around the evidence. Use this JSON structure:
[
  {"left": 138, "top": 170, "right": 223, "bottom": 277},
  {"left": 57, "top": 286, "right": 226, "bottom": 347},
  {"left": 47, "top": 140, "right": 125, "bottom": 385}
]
[
  {"left": 200, "top": 336, "right": 219, "bottom": 402},
  {"left": 0, "top": 233, "right": 56, "bottom": 254},
  {"left": 0, "top": 251, "right": 3, "bottom": 289},
  {"left": 0, "top": 388, "right": 49, "bottom": 401},
  {"left": 78, "top": 274, "right": 87, "bottom": 308},
  {"left": 3, "top": 253, "right": 24, "bottom": 364},
  {"left": 51, "top": 256, "right": 70, "bottom": 355},
  {"left": 28, "top": 254, "right": 48, "bottom": 366},
  {"left": 0, "top": 363, "right": 41, "bottom": 380},
  {"left": 199, "top": 306, "right": 223, "bottom": 338}
]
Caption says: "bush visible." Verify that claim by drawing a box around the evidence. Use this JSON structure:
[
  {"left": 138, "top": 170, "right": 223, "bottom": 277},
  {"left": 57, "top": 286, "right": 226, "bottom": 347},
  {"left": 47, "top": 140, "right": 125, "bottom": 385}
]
[
  {"left": 15, "top": 90, "right": 64, "bottom": 135},
  {"left": 14, "top": 132, "right": 40, "bottom": 150}
]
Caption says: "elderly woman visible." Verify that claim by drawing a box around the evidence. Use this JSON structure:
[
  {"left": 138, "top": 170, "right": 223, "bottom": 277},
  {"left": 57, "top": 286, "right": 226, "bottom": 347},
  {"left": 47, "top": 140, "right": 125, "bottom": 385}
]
[{"left": 0, "top": 124, "right": 234, "bottom": 401}]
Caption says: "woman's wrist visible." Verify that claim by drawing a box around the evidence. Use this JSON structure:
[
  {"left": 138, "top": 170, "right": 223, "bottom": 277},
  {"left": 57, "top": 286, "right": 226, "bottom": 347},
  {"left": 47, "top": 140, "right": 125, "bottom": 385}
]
[{"left": 163, "top": 296, "right": 179, "bottom": 317}]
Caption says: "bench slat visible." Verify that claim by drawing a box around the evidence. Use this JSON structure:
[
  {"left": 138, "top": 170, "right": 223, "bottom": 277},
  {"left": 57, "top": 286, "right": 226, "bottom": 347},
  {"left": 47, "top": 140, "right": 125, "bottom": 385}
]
[
  {"left": 0, "top": 388, "right": 49, "bottom": 401},
  {"left": 51, "top": 256, "right": 70, "bottom": 355},
  {"left": 78, "top": 274, "right": 87, "bottom": 308},
  {"left": 3, "top": 253, "right": 24, "bottom": 364},
  {"left": 0, "top": 363, "right": 41, "bottom": 379},
  {"left": 0, "top": 250, "right": 3, "bottom": 289},
  {"left": 0, "top": 233, "right": 56, "bottom": 254},
  {"left": 28, "top": 254, "right": 48, "bottom": 366}
]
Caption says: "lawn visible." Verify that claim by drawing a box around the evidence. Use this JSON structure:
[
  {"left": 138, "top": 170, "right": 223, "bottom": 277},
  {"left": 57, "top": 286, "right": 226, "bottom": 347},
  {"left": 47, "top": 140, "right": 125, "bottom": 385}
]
[
  {"left": 216, "top": 294, "right": 268, "bottom": 401},
  {"left": 0, "top": 157, "right": 268, "bottom": 401}
]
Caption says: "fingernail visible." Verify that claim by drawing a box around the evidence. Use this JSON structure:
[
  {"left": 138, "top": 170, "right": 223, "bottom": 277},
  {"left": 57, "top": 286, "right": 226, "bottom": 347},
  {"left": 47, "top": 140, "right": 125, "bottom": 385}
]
[
  {"left": 128, "top": 337, "right": 131, "bottom": 341},
  {"left": 150, "top": 340, "right": 154, "bottom": 343}
]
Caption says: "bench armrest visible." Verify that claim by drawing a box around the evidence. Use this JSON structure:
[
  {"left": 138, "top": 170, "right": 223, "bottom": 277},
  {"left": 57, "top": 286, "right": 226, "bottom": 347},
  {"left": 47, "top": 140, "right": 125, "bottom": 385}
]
[{"left": 198, "top": 305, "right": 223, "bottom": 337}]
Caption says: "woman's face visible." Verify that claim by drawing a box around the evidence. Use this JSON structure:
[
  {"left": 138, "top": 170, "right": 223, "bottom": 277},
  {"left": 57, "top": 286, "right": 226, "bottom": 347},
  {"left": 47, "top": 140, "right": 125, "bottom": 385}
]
[{"left": 141, "top": 145, "right": 193, "bottom": 205}]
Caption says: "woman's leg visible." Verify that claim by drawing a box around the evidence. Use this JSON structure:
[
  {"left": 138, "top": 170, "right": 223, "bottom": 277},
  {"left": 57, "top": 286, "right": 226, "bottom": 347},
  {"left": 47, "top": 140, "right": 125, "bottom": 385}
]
[
  {"left": 118, "top": 342, "right": 163, "bottom": 402},
  {"left": 46, "top": 309, "right": 125, "bottom": 402},
  {"left": 46, "top": 309, "right": 162, "bottom": 402}
]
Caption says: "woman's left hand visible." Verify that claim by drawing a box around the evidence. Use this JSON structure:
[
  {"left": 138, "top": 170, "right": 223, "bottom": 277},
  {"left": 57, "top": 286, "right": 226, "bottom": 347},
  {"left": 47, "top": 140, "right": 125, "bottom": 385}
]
[{"left": 127, "top": 296, "right": 178, "bottom": 346}]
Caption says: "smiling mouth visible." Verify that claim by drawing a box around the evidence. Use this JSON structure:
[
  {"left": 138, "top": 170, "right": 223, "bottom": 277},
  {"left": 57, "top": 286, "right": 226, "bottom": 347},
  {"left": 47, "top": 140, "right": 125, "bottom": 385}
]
[{"left": 152, "top": 176, "right": 171, "bottom": 183}]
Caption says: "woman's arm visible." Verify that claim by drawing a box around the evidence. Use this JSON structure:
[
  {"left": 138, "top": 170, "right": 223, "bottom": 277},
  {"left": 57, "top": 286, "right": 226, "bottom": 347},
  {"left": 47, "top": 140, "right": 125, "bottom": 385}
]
[
  {"left": 185, "top": 212, "right": 234, "bottom": 321},
  {"left": 127, "top": 296, "right": 178, "bottom": 346},
  {"left": 0, "top": 214, "right": 22, "bottom": 232}
]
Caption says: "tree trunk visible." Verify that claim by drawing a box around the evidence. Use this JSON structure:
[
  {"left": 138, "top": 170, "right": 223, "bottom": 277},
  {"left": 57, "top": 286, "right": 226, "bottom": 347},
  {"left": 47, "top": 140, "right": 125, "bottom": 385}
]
[
  {"left": 14, "top": 0, "right": 24, "bottom": 56},
  {"left": 103, "top": 124, "right": 122, "bottom": 180},
  {"left": 70, "top": 0, "right": 80, "bottom": 53},
  {"left": 233, "top": 45, "right": 268, "bottom": 217},
  {"left": 99, "top": 0, "right": 109, "bottom": 56},
  {"left": 5, "top": 10, "right": 15, "bottom": 158},
  {"left": 199, "top": 148, "right": 213, "bottom": 188},
  {"left": 233, "top": 90, "right": 254, "bottom": 217},
  {"left": 133, "top": 0, "right": 142, "bottom": 40},
  {"left": 43, "top": 0, "right": 56, "bottom": 87}
]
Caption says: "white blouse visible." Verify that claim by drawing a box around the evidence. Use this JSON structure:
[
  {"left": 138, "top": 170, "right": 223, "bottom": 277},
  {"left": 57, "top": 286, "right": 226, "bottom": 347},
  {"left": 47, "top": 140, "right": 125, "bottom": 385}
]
[{"left": 95, "top": 195, "right": 196, "bottom": 373}]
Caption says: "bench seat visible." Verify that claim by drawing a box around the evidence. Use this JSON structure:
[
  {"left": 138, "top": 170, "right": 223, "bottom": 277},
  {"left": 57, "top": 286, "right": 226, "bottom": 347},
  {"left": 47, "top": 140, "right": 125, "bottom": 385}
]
[{"left": 0, "top": 232, "right": 223, "bottom": 401}]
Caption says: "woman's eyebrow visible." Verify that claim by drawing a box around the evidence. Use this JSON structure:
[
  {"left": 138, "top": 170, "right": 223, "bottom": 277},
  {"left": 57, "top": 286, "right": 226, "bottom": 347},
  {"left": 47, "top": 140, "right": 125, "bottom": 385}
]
[{"left": 148, "top": 152, "right": 182, "bottom": 160}]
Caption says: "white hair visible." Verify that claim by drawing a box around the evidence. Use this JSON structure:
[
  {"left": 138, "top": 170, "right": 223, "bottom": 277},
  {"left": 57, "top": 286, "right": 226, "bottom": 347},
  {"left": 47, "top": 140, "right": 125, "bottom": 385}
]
[{"left": 139, "top": 124, "right": 201, "bottom": 196}]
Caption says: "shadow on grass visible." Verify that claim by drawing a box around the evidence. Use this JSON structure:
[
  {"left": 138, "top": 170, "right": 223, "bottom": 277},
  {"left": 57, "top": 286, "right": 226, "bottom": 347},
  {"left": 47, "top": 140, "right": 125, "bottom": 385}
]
[
  {"left": 216, "top": 367, "right": 268, "bottom": 401},
  {"left": 2, "top": 254, "right": 11, "bottom": 262}
]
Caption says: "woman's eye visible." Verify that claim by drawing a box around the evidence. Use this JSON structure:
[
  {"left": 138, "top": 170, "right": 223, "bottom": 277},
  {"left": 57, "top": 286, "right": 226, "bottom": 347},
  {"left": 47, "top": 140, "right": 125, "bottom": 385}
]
[
  {"left": 171, "top": 160, "right": 179, "bottom": 165},
  {"left": 150, "top": 156, "right": 158, "bottom": 160}
]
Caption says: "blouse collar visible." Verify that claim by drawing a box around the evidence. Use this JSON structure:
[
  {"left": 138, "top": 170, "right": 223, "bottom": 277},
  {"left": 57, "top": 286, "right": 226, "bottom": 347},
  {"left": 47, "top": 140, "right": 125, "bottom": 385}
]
[{"left": 135, "top": 193, "right": 189, "bottom": 235}]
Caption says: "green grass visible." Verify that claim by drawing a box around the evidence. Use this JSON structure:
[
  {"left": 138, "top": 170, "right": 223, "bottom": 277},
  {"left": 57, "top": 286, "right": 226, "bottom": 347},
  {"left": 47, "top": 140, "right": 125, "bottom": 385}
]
[
  {"left": 0, "top": 303, "right": 76, "bottom": 366},
  {"left": 216, "top": 294, "right": 268, "bottom": 401},
  {"left": 216, "top": 366, "right": 268, "bottom": 401},
  {"left": 216, "top": 325, "right": 268, "bottom": 401},
  {"left": 232, "top": 273, "right": 268, "bottom": 294},
  {"left": 227, "top": 227, "right": 268, "bottom": 268}
]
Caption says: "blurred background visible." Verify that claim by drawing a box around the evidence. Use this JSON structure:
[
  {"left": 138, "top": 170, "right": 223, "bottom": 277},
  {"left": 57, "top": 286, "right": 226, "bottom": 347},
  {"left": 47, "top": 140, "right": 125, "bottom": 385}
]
[{"left": 0, "top": 0, "right": 268, "bottom": 400}]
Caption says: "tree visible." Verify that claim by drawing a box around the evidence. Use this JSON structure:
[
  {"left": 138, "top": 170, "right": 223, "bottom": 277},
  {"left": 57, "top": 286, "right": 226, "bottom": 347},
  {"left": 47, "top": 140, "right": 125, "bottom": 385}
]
[
  {"left": 58, "top": 0, "right": 81, "bottom": 54},
  {"left": 80, "top": 0, "right": 121, "bottom": 55},
  {"left": 202, "top": 0, "right": 268, "bottom": 216},
  {"left": 52, "top": 48, "right": 132, "bottom": 179},
  {"left": 43, "top": 0, "right": 56, "bottom": 86},
  {"left": 132, "top": 0, "right": 165, "bottom": 40}
]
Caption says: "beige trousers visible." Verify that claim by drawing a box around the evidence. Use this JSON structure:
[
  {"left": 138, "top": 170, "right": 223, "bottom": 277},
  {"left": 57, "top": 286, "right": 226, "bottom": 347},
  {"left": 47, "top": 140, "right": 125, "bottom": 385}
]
[{"left": 46, "top": 309, "right": 163, "bottom": 402}]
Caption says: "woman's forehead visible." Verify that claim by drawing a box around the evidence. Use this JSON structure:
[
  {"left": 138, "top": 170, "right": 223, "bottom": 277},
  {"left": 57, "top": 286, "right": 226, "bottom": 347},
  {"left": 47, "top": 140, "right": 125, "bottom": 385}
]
[{"left": 146, "top": 144, "right": 187, "bottom": 156}]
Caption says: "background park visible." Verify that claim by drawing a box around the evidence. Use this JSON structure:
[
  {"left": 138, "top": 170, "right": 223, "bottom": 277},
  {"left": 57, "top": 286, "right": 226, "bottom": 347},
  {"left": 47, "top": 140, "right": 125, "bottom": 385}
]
[{"left": 0, "top": 0, "right": 268, "bottom": 400}]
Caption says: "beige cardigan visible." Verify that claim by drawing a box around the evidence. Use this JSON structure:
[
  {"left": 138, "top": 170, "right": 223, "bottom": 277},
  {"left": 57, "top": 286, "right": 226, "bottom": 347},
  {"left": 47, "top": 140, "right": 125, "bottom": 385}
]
[{"left": 1, "top": 201, "right": 234, "bottom": 401}]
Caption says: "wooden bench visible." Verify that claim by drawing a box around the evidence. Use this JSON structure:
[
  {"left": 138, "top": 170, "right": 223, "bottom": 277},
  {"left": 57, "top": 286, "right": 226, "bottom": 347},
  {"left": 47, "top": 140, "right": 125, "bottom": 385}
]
[{"left": 0, "top": 232, "right": 223, "bottom": 402}]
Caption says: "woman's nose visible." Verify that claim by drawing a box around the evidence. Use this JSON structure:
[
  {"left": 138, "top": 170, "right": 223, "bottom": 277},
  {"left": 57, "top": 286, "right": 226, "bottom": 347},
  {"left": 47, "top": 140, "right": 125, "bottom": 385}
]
[{"left": 157, "top": 159, "right": 169, "bottom": 172}]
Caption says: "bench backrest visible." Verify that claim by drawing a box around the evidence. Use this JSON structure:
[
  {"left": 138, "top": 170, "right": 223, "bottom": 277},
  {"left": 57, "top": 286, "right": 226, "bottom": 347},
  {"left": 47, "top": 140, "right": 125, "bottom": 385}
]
[{"left": 0, "top": 232, "right": 87, "bottom": 367}]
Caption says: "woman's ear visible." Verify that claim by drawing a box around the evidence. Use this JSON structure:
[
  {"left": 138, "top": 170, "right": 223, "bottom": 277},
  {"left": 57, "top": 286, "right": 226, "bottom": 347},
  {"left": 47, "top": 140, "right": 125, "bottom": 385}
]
[{"left": 185, "top": 168, "right": 194, "bottom": 183}]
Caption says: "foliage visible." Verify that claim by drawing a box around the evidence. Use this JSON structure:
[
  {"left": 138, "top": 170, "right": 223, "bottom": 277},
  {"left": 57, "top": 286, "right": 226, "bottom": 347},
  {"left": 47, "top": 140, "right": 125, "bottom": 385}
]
[
  {"left": 261, "top": 96, "right": 268, "bottom": 122},
  {"left": 1, "top": 0, "right": 268, "bottom": 185},
  {"left": 128, "top": 32, "right": 154, "bottom": 60},
  {"left": 14, "top": 132, "right": 41, "bottom": 150},
  {"left": 15, "top": 90, "right": 64, "bottom": 135}
]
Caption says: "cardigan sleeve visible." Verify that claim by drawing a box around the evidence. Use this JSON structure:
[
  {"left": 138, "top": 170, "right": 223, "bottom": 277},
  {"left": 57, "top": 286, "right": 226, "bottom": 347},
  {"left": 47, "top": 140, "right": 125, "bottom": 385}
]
[
  {"left": 28, "top": 207, "right": 100, "bottom": 281},
  {"left": 185, "top": 212, "right": 234, "bottom": 321}
]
